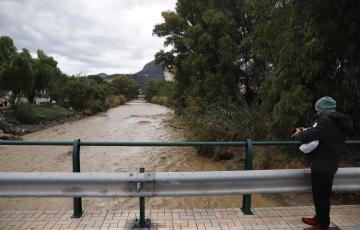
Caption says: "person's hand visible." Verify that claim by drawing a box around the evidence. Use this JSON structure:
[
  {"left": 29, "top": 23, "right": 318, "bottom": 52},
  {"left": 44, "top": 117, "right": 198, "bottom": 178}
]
[{"left": 291, "top": 127, "right": 304, "bottom": 138}]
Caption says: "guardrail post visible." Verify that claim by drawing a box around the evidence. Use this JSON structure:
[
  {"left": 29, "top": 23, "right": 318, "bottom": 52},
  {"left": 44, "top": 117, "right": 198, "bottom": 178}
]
[
  {"left": 242, "top": 139, "right": 254, "bottom": 215},
  {"left": 133, "top": 167, "right": 151, "bottom": 229},
  {"left": 72, "top": 139, "right": 83, "bottom": 218}
]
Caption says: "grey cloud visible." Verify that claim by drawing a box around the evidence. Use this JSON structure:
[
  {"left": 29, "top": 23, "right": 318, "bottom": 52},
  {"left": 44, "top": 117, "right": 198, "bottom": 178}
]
[{"left": 0, "top": 0, "right": 175, "bottom": 75}]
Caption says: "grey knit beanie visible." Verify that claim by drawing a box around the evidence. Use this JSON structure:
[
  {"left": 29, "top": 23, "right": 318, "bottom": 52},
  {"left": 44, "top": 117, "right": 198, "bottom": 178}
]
[{"left": 315, "top": 96, "right": 336, "bottom": 113}]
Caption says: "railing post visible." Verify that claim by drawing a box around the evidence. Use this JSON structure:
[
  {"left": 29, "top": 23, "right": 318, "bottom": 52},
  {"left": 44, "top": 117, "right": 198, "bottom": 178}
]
[
  {"left": 241, "top": 139, "right": 254, "bottom": 215},
  {"left": 133, "top": 167, "right": 151, "bottom": 229},
  {"left": 72, "top": 139, "right": 83, "bottom": 218}
]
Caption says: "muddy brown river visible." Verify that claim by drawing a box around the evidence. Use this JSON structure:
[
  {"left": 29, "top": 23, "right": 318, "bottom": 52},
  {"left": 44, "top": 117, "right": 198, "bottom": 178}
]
[{"left": 0, "top": 99, "right": 277, "bottom": 210}]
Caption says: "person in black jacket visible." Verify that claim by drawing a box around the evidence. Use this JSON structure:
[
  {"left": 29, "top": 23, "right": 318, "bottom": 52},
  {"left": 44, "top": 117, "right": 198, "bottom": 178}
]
[{"left": 292, "top": 96, "right": 353, "bottom": 230}]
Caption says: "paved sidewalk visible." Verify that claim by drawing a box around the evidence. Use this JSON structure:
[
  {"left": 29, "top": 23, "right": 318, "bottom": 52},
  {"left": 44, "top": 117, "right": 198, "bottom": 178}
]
[{"left": 0, "top": 205, "right": 359, "bottom": 230}]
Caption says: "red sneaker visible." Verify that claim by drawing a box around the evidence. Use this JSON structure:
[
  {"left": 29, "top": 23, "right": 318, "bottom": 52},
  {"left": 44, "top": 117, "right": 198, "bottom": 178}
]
[
  {"left": 303, "top": 226, "right": 329, "bottom": 230},
  {"left": 302, "top": 216, "right": 319, "bottom": 226}
]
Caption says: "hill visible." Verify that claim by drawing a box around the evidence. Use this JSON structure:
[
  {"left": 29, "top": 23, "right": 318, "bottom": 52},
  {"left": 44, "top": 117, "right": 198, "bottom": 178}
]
[
  {"left": 97, "top": 61, "right": 165, "bottom": 86},
  {"left": 133, "top": 61, "right": 164, "bottom": 86},
  {"left": 97, "top": 73, "right": 108, "bottom": 78}
]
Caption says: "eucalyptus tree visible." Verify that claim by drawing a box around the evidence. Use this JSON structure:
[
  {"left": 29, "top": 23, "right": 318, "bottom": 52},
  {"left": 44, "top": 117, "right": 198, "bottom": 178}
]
[
  {"left": 247, "top": 0, "right": 360, "bottom": 137},
  {"left": 153, "top": 0, "right": 258, "bottom": 112}
]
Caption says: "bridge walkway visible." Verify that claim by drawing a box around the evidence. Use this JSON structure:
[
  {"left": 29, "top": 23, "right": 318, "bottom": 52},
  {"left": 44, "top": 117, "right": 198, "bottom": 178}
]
[{"left": 1, "top": 205, "right": 359, "bottom": 230}]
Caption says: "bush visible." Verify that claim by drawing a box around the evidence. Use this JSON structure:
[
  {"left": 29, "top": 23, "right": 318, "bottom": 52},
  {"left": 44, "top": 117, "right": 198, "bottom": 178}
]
[
  {"left": 85, "top": 100, "right": 104, "bottom": 114},
  {"left": 143, "top": 79, "right": 176, "bottom": 105},
  {"left": 182, "top": 102, "right": 265, "bottom": 141},
  {"left": 178, "top": 101, "right": 267, "bottom": 160},
  {"left": 14, "top": 103, "right": 37, "bottom": 124},
  {"left": 151, "top": 96, "right": 168, "bottom": 105},
  {"left": 105, "top": 95, "right": 126, "bottom": 108},
  {"left": 15, "top": 103, "right": 74, "bottom": 124},
  {"left": 111, "top": 76, "right": 139, "bottom": 99},
  {"left": 63, "top": 77, "right": 115, "bottom": 111}
]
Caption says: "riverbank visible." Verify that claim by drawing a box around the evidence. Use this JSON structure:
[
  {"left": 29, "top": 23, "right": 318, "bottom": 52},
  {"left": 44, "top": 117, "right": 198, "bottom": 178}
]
[
  {"left": 0, "top": 113, "right": 85, "bottom": 138},
  {"left": 0, "top": 106, "right": 82, "bottom": 140},
  {"left": 0, "top": 98, "right": 126, "bottom": 139}
]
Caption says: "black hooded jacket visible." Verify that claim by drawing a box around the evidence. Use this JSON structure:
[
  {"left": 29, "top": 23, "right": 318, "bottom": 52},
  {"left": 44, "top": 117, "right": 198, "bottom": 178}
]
[{"left": 299, "top": 112, "right": 353, "bottom": 174}]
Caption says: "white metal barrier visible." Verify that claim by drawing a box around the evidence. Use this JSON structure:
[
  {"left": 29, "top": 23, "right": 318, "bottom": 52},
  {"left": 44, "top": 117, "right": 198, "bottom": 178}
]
[{"left": 1, "top": 168, "right": 359, "bottom": 197}]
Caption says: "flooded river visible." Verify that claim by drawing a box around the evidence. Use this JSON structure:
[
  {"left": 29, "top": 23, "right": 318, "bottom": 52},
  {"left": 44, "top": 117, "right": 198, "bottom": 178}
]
[{"left": 0, "top": 99, "right": 277, "bottom": 210}]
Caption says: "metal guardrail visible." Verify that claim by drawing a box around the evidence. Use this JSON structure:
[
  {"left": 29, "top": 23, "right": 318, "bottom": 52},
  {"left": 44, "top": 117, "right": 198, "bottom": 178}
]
[
  {"left": 1, "top": 139, "right": 359, "bottom": 218},
  {"left": 1, "top": 168, "right": 360, "bottom": 197},
  {"left": 1, "top": 140, "right": 359, "bottom": 146}
]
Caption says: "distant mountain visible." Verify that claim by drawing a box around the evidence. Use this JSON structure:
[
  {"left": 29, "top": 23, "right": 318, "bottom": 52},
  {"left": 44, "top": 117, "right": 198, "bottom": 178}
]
[
  {"left": 133, "top": 61, "right": 165, "bottom": 86},
  {"left": 96, "top": 72, "right": 115, "bottom": 81},
  {"left": 97, "top": 73, "right": 108, "bottom": 78},
  {"left": 96, "top": 61, "right": 165, "bottom": 86},
  {"left": 134, "top": 61, "right": 164, "bottom": 77}
]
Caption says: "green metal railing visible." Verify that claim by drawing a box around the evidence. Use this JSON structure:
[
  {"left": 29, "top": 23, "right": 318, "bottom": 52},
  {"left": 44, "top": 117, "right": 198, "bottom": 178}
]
[{"left": 1, "top": 139, "right": 359, "bottom": 219}]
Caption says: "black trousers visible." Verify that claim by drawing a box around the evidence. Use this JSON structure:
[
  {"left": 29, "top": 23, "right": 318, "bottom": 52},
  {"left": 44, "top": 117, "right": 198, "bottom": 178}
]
[{"left": 311, "top": 171, "right": 335, "bottom": 228}]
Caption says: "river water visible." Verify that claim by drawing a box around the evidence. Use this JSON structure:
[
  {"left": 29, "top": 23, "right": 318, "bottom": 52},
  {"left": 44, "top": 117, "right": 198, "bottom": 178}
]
[{"left": 0, "top": 99, "right": 277, "bottom": 210}]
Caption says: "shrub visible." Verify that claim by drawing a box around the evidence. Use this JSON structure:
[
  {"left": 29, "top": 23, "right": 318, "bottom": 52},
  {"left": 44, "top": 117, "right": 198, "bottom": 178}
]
[
  {"left": 151, "top": 96, "right": 168, "bottom": 105},
  {"left": 14, "top": 103, "right": 74, "bottom": 124},
  {"left": 85, "top": 100, "right": 104, "bottom": 114},
  {"left": 111, "top": 76, "right": 139, "bottom": 99},
  {"left": 143, "top": 79, "right": 176, "bottom": 105},
  {"left": 14, "top": 103, "right": 37, "bottom": 124},
  {"left": 182, "top": 101, "right": 266, "bottom": 141},
  {"left": 105, "top": 95, "right": 127, "bottom": 108},
  {"left": 179, "top": 101, "right": 267, "bottom": 160}
]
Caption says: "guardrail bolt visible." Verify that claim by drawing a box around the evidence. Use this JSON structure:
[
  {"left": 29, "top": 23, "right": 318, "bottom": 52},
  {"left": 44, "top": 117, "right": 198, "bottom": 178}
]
[{"left": 133, "top": 167, "right": 151, "bottom": 229}]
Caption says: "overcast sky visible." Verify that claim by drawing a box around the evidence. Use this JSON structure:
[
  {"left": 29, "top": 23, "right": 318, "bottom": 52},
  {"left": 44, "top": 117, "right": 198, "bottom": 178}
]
[{"left": 0, "top": 0, "right": 176, "bottom": 75}]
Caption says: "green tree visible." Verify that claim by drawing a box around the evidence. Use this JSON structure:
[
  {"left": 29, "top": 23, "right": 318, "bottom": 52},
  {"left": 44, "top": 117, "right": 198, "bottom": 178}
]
[
  {"left": 87, "top": 74, "right": 105, "bottom": 84},
  {"left": 247, "top": 0, "right": 360, "bottom": 137},
  {"left": 143, "top": 79, "right": 176, "bottom": 102},
  {"left": 31, "top": 50, "right": 61, "bottom": 101},
  {"left": 1, "top": 49, "right": 34, "bottom": 103},
  {"left": 0, "top": 35, "right": 125, "bottom": 114},
  {"left": 143, "top": 79, "right": 160, "bottom": 101},
  {"left": 63, "top": 77, "right": 98, "bottom": 110},
  {"left": 111, "top": 75, "right": 139, "bottom": 99},
  {"left": 153, "top": 0, "right": 252, "bottom": 109},
  {"left": 0, "top": 36, "right": 17, "bottom": 95},
  {"left": 62, "top": 75, "right": 118, "bottom": 113},
  {"left": 0, "top": 36, "right": 16, "bottom": 65},
  {"left": 49, "top": 72, "right": 68, "bottom": 103}
]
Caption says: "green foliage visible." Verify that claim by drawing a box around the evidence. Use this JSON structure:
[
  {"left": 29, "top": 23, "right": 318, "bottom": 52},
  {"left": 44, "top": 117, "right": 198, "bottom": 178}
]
[
  {"left": 154, "top": 0, "right": 360, "bottom": 140},
  {"left": 14, "top": 103, "right": 37, "bottom": 124},
  {"left": 153, "top": 0, "right": 254, "bottom": 107},
  {"left": 0, "top": 49, "right": 33, "bottom": 103},
  {"left": 0, "top": 36, "right": 16, "bottom": 65},
  {"left": 111, "top": 75, "right": 139, "bottom": 99},
  {"left": 104, "top": 95, "right": 126, "bottom": 108},
  {"left": 60, "top": 75, "right": 129, "bottom": 115},
  {"left": 49, "top": 73, "right": 68, "bottom": 103},
  {"left": 182, "top": 101, "right": 266, "bottom": 141},
  {"left": 30, "top": 50, "right": 61, "bottom": 102},
  {"left": 143, "top": 79, "right": 176, "bottom": 105},
  {"left": 143, "top": 79, "right": 160, "bottom": 101},
  {"left": 0, "top": 37, "right": 63, "bottom": 104},
  {"left": 0, "top": 36, "right": 128, "bottom": 116},
  {"left": 0, "top": 89, "right": 8, "bottom": 96},
  {"left": 63, "top": 77, "right": 110, "bottom": 112},
  {"left": 151, "top": 96, "right": 169, "bottom": 106},
  {"left": 247, "top": 0, "right": 360, "bottom": 137},
  {"left": 14, "top": 103, "right": 74, "bottom": 124},
  {"left": 153, "top": 0, "right": 264, "bottom": 139}
]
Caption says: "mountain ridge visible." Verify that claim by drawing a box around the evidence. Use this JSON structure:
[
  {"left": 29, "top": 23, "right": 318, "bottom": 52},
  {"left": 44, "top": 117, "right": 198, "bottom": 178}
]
[{"left": 97, "top": 61, "right": 164, "bottom": 86}]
